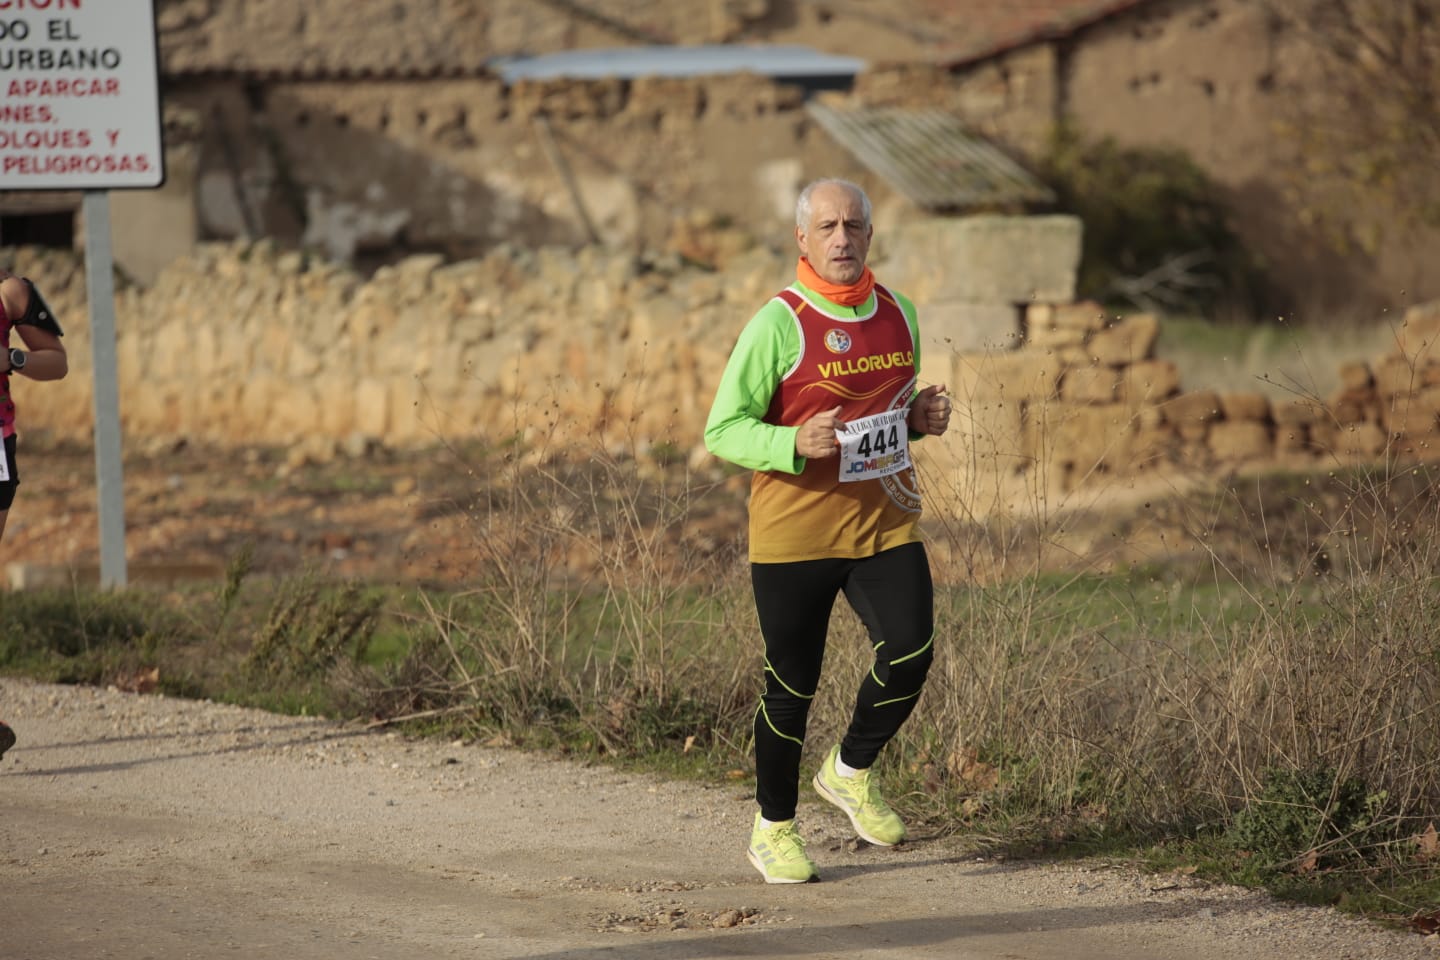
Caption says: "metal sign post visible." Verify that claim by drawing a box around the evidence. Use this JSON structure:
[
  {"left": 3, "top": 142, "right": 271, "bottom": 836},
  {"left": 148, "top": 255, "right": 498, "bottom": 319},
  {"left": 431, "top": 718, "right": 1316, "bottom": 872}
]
[
  {"left": 0, "top": 0, "right": 166, "bottom": 588},
  {"left": 82, "top": 193, "right": 126, "bottom": 588}
]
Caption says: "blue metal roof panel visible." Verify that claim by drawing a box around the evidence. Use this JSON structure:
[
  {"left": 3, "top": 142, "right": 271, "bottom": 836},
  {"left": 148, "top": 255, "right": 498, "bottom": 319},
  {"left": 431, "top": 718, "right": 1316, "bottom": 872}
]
[{"left": 490, "top": 45, "right": 866, "bottom": 83}]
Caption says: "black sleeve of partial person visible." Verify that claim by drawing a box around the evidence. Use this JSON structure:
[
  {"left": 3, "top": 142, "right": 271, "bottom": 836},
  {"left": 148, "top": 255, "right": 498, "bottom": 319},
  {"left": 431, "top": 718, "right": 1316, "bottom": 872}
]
[{"left": 18, "top": 279, "right": 64, "bottom": 336}]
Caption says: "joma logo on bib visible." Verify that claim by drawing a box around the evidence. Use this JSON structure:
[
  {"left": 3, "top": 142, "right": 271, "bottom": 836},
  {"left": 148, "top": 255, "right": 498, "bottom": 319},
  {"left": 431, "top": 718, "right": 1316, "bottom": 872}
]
[{"left": 846, "top": 451, "right": 906, "bottom": 475}]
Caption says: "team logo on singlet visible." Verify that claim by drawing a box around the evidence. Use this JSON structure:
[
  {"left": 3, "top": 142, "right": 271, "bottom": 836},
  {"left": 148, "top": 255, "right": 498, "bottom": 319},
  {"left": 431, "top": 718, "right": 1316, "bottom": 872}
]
[{"left": 824, "top": 329, "right": 852, "bottom": 354}]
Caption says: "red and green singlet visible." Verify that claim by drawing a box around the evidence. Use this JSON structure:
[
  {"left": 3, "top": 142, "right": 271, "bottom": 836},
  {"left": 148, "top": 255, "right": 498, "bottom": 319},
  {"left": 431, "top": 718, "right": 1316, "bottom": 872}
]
[{"left": 704, "top": 280, "right": 926, "bottom": 563}]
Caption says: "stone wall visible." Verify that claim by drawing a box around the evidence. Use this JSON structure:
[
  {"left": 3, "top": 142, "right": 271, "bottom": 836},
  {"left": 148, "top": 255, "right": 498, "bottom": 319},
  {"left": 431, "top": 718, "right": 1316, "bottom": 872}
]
[
  {"left": 7, "top": 237, "right": 1439, "bottom": 520},
  {"left": 920, "top": 296, "right": 1440, "bottom": 516},
  {"left": 157, "top": 72, "right": 876, "bottom": 282}
]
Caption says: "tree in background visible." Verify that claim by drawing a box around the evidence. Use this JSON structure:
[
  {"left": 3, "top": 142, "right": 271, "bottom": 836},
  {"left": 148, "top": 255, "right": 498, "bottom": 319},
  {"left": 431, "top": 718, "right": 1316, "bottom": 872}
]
[
  {"left": 1264, "top": 0, "right": 1440, "bottom": 254},
  {"left": 1038, "top": 125, "right": 1263, "bottom": 321}
]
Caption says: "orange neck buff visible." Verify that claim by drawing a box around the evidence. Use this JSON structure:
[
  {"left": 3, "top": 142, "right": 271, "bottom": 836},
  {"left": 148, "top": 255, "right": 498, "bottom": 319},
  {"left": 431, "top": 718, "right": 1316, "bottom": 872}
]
[{"left": 797, "top": 257, "right": 875, "bottom": 307}]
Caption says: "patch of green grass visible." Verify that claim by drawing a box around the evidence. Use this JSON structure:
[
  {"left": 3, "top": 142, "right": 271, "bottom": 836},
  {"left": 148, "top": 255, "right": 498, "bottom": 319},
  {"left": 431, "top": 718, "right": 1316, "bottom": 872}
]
[
  {"left": 289, "top": 468, "right": 397, "bottom": 497},
  {"left": 0, "top": 587, "right": 193, "bottom": 687},
  {"left": 360, "top": 628, "right": 411, "bottom": 666},
  {"left": 0, "top": 587, "right": 180, "bottom": 658},
  {"left": 947, "top": 568, "right": 1294, "bottom": 651}
]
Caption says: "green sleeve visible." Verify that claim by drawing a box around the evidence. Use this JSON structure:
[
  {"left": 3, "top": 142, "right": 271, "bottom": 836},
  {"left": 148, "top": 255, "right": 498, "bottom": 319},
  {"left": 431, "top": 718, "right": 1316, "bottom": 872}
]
[
  {"left": 897, "top": 290, "right": 922, "bottom": 381},
  {"left": 704, "top": 299, "right": 805, "bottom": 474},
  {"left": 897, "top": 291, "right": 927, "bottom": 442}
]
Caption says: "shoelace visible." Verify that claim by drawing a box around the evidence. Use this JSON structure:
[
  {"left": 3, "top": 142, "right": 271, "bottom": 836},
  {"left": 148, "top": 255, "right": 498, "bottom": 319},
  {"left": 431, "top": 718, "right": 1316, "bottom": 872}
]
[
  {"left": 770, "top": 823, "right": 807, "bottom": 857},
  {"left": 852, "top": 769, "right": 895, "bottom": 816}
]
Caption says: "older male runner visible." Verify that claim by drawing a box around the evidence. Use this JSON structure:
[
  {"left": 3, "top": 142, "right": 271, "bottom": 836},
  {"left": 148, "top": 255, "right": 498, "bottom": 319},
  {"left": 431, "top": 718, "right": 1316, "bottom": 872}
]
[{"left": 704, "top": 178, "right": 951, "bottom": 883}]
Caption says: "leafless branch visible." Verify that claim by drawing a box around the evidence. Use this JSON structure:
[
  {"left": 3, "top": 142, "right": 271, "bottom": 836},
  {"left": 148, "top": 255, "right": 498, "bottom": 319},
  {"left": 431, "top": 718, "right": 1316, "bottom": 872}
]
[{"left": 1108, "top": 249, "right": 1220, "bottom": 314}]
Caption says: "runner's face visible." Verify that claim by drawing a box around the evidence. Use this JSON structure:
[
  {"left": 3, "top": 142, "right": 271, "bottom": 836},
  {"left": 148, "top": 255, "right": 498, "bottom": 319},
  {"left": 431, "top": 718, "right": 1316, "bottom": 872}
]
[{"left": 796, "top": 184, "right": 872, "bottom": 285}]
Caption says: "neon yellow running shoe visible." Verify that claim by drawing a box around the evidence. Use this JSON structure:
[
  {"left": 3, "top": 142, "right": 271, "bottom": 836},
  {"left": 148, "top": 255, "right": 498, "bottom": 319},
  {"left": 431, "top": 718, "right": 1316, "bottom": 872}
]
[
  {"left": 746, "top": 813, "right": 818, "bottom": 884},
  {"left": 812, "top": 744, "right": 906, "bottom": 846}
]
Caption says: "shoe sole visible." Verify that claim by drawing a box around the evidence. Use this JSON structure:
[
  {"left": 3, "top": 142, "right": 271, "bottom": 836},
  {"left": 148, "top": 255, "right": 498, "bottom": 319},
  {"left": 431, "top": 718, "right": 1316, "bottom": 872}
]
[
  {"left": 0, "top": 725, "right": 14, "bottom": 760},
  {"left": 812, "top": 772, "right": 901, "bottom": 847},
  {"left": 746, "top": 847, "right": 818, "bottom": 884}
]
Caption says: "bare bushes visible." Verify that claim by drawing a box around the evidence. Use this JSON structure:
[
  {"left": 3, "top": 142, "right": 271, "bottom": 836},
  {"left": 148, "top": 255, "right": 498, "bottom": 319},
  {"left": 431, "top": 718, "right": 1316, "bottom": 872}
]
[
  {"left": 352, "top": 392, "right": 1440, "bottom": 883},
  {"left": 360, "top": 433, "right": 758, "bottom": 761},
  {"left": 880, "top": 461, "right": 1440, "bottom": 886}
]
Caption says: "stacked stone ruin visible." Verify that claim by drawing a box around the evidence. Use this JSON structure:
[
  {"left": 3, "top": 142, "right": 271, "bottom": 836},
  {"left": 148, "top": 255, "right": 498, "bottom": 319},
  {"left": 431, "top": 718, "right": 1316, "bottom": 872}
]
[
  {"left": 5, "top": 242, "right": 1439, "bottom": 519},
  {"left": 920, "top": 297, "right": 1440, "bottom": 516}
]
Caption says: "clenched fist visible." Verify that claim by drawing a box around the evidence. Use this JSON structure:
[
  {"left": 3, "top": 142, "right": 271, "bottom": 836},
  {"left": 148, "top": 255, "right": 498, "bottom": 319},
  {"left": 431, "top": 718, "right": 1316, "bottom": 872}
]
[
  {"left": 796, "top": 405, "right": 844, "bottom": 459},
  {"left": 908, "top": 384, "right": 951, "bottom": 437}
]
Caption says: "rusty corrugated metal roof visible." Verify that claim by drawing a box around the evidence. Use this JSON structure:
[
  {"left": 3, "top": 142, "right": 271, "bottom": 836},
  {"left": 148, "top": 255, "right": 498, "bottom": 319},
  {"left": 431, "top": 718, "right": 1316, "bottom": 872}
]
[{"left": 806, "top": 103, "right": 1056, "bottom": 211}]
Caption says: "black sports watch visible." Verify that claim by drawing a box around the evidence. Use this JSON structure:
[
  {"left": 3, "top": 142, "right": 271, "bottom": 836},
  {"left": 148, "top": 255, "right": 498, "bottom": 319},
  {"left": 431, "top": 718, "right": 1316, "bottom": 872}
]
[{"left": 8, "top": 348, "right": 25, "bottom": 372}]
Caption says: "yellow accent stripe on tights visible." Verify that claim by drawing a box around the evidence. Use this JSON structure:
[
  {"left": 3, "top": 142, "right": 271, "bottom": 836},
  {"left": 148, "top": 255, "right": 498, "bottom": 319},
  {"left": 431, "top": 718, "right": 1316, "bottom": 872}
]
[
  {"left": 757, "top": 701, "right": 805, "bottom": 747},
  {"left": 765, "top": 658, "right": 816, "bottom": 700}
]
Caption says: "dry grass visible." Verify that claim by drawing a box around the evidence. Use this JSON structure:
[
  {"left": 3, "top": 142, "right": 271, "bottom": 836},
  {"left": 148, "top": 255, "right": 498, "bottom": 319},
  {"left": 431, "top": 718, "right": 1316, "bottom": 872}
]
[
  {"left": 8, "top": 382, "right": 1439, "bottom": 910},
  {"left": 334, "top": 403, "right": 1440, "bottom": 887},
  {"left": 279, "top": 356, "right": 1438, "bottom": 913}
]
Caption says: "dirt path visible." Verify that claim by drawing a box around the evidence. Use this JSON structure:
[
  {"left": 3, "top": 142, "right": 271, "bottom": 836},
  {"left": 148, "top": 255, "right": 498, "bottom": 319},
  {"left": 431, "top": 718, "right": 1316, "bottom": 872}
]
[{"left": 3, "top": 677, "right": 1436, "bottom": 960}]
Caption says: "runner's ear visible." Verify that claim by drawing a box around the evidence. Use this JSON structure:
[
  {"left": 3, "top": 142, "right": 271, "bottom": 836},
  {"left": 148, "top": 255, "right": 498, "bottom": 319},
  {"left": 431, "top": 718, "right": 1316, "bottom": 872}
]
[{"left": 19, "top": 279, "right": 63, "bottom": 336}]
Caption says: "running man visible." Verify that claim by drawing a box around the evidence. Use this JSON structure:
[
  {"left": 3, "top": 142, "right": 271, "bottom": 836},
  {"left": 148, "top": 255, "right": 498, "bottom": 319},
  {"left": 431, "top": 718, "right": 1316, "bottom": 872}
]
[
  {"left": 1, "top": 266, "right": 70, "bottom": 761},
  {"left": 704, "top": 178, "right": 951, "bottom": 883}
]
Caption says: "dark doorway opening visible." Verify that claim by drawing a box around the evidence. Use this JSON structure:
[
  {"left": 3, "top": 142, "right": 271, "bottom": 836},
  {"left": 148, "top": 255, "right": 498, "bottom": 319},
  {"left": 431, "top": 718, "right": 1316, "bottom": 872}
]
[{"left": 0, "top": 210, "right": 75, "bottom": 248}]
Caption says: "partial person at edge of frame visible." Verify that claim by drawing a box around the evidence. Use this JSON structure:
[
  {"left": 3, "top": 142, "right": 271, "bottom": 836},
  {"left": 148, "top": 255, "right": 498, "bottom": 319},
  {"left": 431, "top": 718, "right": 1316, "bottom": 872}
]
[{"left": 0, "top": 266, "right": 70, "bottom": 762}]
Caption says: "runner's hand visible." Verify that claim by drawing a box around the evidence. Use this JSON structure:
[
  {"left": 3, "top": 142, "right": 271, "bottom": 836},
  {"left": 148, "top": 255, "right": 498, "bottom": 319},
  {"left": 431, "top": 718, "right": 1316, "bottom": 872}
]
[
  {"left": 909, "top": 385, "right": 951, "bottom": 436},
  {"left": 796, "top": 405, "right": 844, "bottom": 459}
]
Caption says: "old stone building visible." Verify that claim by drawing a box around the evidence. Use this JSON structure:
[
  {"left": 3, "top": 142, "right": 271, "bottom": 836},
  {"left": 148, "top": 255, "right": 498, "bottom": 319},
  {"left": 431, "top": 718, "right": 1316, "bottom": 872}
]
[
  {"left": 918, "top": 0, "right": 1440, "bottom": 318},
  {"left": 2, "top": 0, "right": 1433, "bottom": 319}
]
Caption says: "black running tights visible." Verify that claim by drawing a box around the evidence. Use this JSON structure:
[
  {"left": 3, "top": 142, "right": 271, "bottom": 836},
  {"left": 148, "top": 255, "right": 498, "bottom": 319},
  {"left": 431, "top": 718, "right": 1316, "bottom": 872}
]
[{"left": 749, "top": 541, "right": 935, "bottom": 822}]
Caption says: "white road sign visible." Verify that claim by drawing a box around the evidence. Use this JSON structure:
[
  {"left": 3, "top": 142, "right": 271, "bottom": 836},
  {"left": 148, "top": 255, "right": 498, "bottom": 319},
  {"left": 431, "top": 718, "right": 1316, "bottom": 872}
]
[{"left": 0, "top": 0, "right": 164, "bottom": 190}]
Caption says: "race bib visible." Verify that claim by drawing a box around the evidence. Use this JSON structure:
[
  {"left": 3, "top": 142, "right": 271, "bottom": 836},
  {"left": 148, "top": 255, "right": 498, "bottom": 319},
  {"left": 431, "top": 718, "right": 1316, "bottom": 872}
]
[{"left": 836, "top": 408, "right": 910, "bottom": 483}]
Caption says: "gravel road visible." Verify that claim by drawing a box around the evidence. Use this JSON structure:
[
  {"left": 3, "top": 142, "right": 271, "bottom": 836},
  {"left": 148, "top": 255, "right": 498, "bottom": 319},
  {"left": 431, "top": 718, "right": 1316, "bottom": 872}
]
[{"left": 3, "top": 676, "right": 1436, "bottom": 960}]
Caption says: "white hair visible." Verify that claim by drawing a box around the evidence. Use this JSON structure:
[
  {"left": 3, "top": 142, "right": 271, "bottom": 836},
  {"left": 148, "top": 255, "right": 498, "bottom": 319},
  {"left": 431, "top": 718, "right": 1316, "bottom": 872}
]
[{"left": 795, "top": 178, "right": 872, "bottom": 229}]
